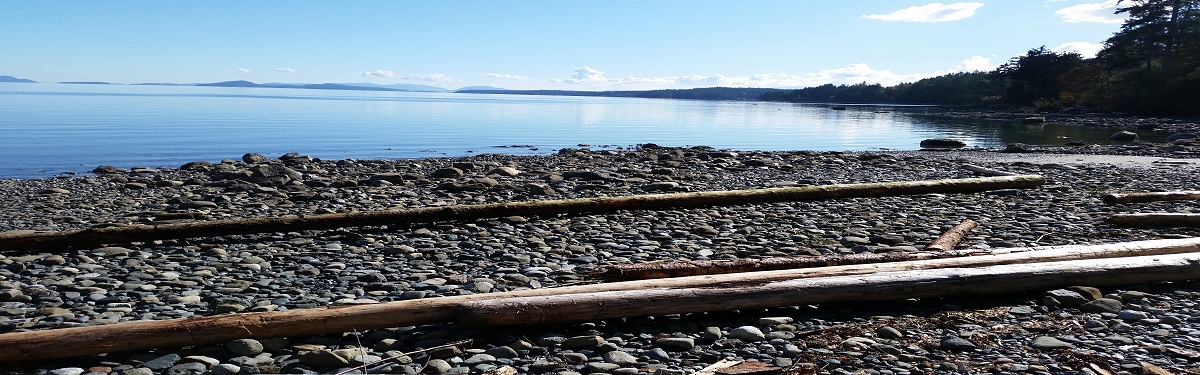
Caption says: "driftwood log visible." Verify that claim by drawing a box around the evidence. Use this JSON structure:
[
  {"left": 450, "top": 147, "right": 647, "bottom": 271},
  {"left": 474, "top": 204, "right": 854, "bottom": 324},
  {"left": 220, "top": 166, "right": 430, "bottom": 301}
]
[
  {"left": 1106, "top": 213, "right": 1200, "bottom": 227},
  {"left": 0, "top": 237, "right": 1197, "bottom": 362},
  {"left": 925, "top": 219, "right": 979, "bottom": 251},
  {"left": 457, "top": 252, "right": 1200, "bottom": 326},
  {"left": 1103, "top": 191, "right": 1200, "bottom": 205},
  {"left": 962, "top": 164, "right": 1019, "bottom": 177},
  {"left": 0, "top": 175, "right": 1045, "bottom": 252},
  {"left": 592, "top": 250, "right": 986, "bottom": 282}
]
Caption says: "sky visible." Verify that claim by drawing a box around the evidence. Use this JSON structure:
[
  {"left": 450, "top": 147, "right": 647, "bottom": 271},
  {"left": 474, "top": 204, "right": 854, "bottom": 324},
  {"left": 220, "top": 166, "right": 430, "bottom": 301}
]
[{"left": 0, "top": 1, "right": 1128, "bottom": 91}]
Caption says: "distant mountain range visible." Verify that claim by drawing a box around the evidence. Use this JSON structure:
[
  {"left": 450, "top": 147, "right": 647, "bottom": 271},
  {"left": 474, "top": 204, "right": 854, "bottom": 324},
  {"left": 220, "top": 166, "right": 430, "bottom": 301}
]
[
  {"left": 0, "top": 75, "right": 36, "bottom": 83},
  {"left": 0, "top": 75, "right": 495, "bottom": 92}
]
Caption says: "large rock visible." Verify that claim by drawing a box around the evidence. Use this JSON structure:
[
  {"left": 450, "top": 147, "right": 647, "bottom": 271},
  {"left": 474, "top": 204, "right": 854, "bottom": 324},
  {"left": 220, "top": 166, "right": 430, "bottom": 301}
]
[
  {"left": 241, "top": 153, "right": 270, "bottom": 164},
  {"left": 1167, "top": 133, "right": 1197, "bottom": 143},
  {"left": 1108, "top": 131, "right": 1139, "bottom": 141},
  {"left": 1000, "top": 143, "right": 1033, "bottom": 153},
  {"left": 919, "top": 138, "right": 966, "bottom": 149}
]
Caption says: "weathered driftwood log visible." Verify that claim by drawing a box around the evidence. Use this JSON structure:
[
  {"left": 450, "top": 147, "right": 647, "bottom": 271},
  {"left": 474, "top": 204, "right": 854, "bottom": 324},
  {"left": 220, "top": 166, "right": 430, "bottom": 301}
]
[
  {"left": 457, "top": 252, "right": 1200, "bottom": 326},
  {"left": 1106, "top": 213, "right": 1200, "bottom": 227},
  {"left": 925, "top": 219, "right": 979, "bottom": 251},
  {"left": 962, "top": 164, "right": 1019, "bottom": 177},
  {"left": 1103, "top": 191, "right": 1200, "bottom": 205},
  {"left": 592, "top": 251, "right": 974, "bottom": 282},
  {"left": 1, "top": 237, "right": 1195, "bottom": 363},
  {"left": 0, "top": 175, "right": 1045, "bottom": 252}
]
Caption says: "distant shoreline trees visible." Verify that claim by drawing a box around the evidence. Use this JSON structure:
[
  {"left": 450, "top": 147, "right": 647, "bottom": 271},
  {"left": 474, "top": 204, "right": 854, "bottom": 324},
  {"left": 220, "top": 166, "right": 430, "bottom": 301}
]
[{"left": 760, "top": 0, "right": 1200, "bottom": 116}]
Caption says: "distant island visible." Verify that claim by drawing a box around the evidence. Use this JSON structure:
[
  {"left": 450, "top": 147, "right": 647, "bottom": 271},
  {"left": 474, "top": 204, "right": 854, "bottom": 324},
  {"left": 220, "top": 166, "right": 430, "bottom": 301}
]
[
  {"left": 194, "top": 80, "right": 458, "bottom": 93},
  {"left": 0, "top": 75, "right": 36, "bottom": 83}
]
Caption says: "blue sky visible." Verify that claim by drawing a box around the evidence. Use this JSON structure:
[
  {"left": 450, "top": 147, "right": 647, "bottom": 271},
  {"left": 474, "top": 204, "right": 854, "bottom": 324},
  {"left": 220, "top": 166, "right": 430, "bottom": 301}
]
[{"left": 0, "top": 1, "right": 1126, "bottom": 90}]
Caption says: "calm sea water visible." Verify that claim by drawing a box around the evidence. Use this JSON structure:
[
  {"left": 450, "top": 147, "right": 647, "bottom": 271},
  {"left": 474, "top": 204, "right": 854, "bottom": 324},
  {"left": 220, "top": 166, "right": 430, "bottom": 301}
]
[{"left": 0, "top": 83, "right": 1141, "bottom": 179}]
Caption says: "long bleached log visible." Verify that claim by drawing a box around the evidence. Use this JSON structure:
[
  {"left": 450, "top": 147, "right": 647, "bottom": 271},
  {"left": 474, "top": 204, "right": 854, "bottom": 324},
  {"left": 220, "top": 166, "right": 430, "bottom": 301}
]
[
  {"left": 590, "top": 250, "right": 995, "bottom": 282},
  {"left": 1107, "top": 213, "right": 1200, "bottom": 227},
  {"left": 962, "top": 164, "right": 1019, "bottom": 177},
  {"left": 1103, "top": 191, "right": 1200, "bottom": 205},
  {"left": 925, "top": 219, "right": 979, "bottom": 251},
  {"left": 457, "top": 252, "right": 1200, "bottom": 327},
  {"left": 1, "top": 237, "right": 1195, "bottom": 363},
  {"left": 0, "top": 175, "right": 1045, "bottom": 252}
]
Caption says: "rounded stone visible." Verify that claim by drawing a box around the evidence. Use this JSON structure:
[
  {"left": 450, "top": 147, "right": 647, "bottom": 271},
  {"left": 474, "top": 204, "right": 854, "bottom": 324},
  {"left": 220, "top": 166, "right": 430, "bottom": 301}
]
[
  {"left": 226, "top": 338, "right": 264, "bottom": 356},
  {"left": 1031, "top": 336, "right": 1074, "bottom": 350},
  {"left": 728, "top": 326, "right": 765, "bottom": 342},
  {"left": 1079, "top": 298, "right": 1123, "bottom": 314},
  {"left": 940, "top": 336, "right": 977, "bottom": 351}
]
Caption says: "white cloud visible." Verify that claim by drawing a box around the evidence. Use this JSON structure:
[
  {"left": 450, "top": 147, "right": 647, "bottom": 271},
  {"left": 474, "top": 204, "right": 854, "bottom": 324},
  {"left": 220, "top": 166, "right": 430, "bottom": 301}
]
[
  {"left": 554, "top": 66, "right": 610, "bottom": 84},
  {"left": 1052, "top": 41, "right": 1104, "bottom": 58},
  {"left": 362, "top": 70, "right": 396, "bottom": 78},
  {"left": 483, "top": 73, "right": 531, "bottom": 81},
  {"left": 1056, "top": 0, "right": 1124, "bottom": 23},
  {"left": 948, "top": 56, "right": 999, "bottom": 72},
  {"left": 275, "top": 68, "right": 296, "bottom": 73},
  {"left": 402, "top": 73, "right": 459, "bottom": 83},
  {"left": 523, "top": 59, "right": 995, "bottom": 91},
  {"left": 863, "top": 2, "right": 984, "bottom": 22},
  {"left": 229, "top": 68, "right": 251, "bottom": 73}
]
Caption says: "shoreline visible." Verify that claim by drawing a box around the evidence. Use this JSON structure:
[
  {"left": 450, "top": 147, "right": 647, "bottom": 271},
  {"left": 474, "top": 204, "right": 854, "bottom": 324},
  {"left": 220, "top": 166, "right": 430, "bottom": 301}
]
[{"left": 3, "top": 147, "right": 1200, "bottom": 374}]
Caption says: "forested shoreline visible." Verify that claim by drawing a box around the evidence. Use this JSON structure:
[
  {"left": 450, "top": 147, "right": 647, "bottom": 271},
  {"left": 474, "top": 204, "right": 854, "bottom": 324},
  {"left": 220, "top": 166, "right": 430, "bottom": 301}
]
[{"left": 466, "top": 1, "right": 1199, "bottom": 116}]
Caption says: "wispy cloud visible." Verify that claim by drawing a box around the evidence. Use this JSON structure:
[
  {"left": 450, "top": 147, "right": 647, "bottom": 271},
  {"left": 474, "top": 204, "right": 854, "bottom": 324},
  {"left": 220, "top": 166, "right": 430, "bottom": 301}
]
[
  {"left": 483, "top": 73, "right": 532, "bottom": 81},
  {"left": 863, "top": 2, "right": 984, "bottom": 22},
  {"left": 227, "top": 68, "right": 251, "bottom": 73},
  {"left": 1056, "top": 0, "right": 1124, "bottom": 23},
  {"left": 362, "top": 70, "right": 396, "bottom": 78},
  {"left": 275, "top": 68, "right": 296, "bottom": 73},
  {"left": 530, "top": 57, "right": 998, "bottom": 91},
  {"left": 402, "top": 73, "right": 458, "bottom": 82},
  {"left": 1052, "top": 41, "right": 1104, "bottom": 58}
]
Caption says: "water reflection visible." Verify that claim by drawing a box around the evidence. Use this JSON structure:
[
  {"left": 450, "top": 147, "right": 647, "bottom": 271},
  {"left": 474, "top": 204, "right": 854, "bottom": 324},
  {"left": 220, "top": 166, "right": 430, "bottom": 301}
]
[{"left": 0, "top": 83, "right": 1168, "bottom": 178}]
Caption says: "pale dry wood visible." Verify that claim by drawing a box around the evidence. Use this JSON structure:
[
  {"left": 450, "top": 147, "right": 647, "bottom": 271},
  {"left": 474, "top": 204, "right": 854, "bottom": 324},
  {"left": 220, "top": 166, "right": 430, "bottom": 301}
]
[
  {"left": 1103, "top": 190, "right": 1200, "bottom": 205},
  {"left": 1106, "top": 213, "right": 1200, "bottom": 227},
  {"left": 925, "top": 219, "right": 979, "bottom": 251},
  {"left": 457, "top": 252, "right": 1200, "bottom": 326},
  {"left": 1, "top": 237, "right": 1196, "bottom": 363},
  {"left": 695, "top": 360, "right": 741, "bottom": 375},
  {"left": 962, "top": 164, "right": 1020, "bottom": 177},
  {"left": 0, "top": 175, "right": 1045, "bottom": 252}
]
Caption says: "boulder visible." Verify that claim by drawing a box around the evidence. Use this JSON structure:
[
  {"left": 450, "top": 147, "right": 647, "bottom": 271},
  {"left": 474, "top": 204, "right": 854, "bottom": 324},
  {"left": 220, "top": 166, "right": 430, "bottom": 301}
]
[
  {"left": 1108, "top": 131, "right": 1139, "bottom": 141},
  {"left": 919, "top": 138, "right": 966, "bottom": 149},
  {"left": 241, "top": 153, "right": 270, "bottom": 164},
  {"left": 1166, "top": 133, "right": 1197, "bottom": 143},
  {"left": 1000, "top": 143, "right": 1033, "bottom": 153}
]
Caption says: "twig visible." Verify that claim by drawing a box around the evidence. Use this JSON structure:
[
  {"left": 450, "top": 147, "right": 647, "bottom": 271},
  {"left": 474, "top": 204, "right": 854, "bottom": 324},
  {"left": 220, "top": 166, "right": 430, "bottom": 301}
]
[{"left": 335, "top": 339, "right": 473, "bottom": 375}]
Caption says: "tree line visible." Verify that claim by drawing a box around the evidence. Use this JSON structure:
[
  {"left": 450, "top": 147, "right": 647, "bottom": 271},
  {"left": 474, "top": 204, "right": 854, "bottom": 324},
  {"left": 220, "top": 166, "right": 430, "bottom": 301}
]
[{"left": 762, "top": 0, "right": 1200, "bottom": 116}]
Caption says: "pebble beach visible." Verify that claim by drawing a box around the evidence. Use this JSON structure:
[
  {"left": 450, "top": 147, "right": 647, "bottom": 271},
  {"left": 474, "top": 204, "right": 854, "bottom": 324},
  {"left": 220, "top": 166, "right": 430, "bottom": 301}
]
[{"left": 3, "top": 134, "right": 1200, "bottom": 374}]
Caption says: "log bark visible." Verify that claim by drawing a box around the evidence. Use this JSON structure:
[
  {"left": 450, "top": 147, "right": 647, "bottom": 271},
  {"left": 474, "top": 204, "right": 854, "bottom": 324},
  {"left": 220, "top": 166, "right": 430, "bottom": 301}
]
[
  {"left": 1103, "top": 191, "right": 1200, "bottom": 205},
  {"left": 962, "top": 164, "right": 1019, "bottom": 177},
  {"left": 925, "top": 219, "right": 979, "bottom": 251},
  {"left": 1, "top": 237, "right": 1195, "bottom": 363},
  {"left": 1106, "top": 213, "right": 1200, "bottom": 227},
  {"left": 457, "top": 252, "right": 1200, "bottom": 327},
  {"left": 0, "top": 175, "right": 1045, "bottom": 252}
]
